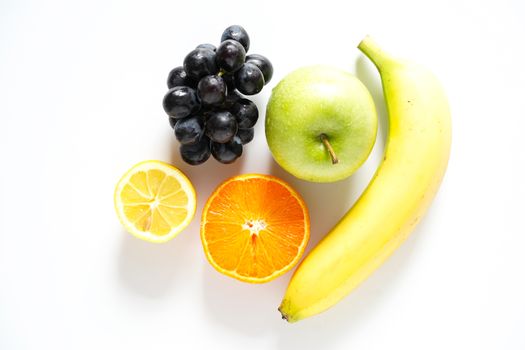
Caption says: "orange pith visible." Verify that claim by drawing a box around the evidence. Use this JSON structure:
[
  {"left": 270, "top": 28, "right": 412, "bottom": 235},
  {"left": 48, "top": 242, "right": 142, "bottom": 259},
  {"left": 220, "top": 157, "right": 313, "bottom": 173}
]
[{"left": 201, "top": 174, "right": 310, "bottom": 283}]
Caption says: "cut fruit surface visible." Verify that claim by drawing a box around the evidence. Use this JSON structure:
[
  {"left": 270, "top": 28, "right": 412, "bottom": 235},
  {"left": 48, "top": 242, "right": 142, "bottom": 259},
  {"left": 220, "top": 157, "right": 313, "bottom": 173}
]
[
  {"left": 114, "top": 160, "right": 196, "bottom": 243},
  {"left": 201, "top": 174, "right": 310, "bottom": 283}
]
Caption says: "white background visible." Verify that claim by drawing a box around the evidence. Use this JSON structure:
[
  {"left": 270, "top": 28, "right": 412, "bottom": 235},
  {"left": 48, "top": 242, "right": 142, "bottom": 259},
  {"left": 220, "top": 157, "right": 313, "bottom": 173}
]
[{"left": 1, "top": 0, "right": 524, "bottom": 349}]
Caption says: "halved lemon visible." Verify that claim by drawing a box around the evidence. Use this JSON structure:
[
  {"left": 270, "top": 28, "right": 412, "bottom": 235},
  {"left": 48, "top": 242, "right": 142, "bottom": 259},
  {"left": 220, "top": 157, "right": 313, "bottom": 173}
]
[{"left": 114, "top": 160, "right": 196, "bottom": 243}]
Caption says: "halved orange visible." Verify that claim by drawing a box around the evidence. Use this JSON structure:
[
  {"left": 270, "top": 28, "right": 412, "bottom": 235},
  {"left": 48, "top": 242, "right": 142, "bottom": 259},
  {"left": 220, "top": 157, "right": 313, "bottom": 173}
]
[
  {"left": 114, "top": 160, "right": 196, "bottom": 243},
  {"left": 201, "top": 174, "right": 310, "bottom": 283}
]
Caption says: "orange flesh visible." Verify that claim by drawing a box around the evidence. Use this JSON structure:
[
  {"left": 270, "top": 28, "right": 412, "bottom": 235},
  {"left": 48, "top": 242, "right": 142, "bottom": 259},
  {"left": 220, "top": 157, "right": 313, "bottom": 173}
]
[{"left": 201, "top": 175, "right": 309, "bottom": 282}]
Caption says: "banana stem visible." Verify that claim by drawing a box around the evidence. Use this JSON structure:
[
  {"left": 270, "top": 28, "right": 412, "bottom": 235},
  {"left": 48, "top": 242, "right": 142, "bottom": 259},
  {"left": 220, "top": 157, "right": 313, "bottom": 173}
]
[
  {"left": 358, "top": 36, "right": 390, "bottom": 71},
  {"left": 320, "top": 134, "right": 339, "bottom": 164}
]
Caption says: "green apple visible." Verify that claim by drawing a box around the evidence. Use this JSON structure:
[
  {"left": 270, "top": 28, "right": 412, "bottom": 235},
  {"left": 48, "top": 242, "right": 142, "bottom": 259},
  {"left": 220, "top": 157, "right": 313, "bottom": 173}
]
[{"left": 265, "top": 65, "right": 377, "bottom": 182}]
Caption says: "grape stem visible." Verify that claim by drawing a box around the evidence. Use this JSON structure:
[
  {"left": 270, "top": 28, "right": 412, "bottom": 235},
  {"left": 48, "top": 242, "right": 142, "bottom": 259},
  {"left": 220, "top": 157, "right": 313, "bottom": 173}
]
[{"left": 320, "top": 134, "right": 339, "bottom": 164}]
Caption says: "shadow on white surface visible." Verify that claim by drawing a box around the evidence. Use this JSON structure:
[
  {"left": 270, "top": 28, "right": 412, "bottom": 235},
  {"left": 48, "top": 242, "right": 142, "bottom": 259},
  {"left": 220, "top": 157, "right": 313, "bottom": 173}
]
[
  {"left": 201, "top": 262, "right": 286, "bottom": 336},
  {"left": 198, "top": 212, "right": 426, "bottom": 347},
  {"left": 190, "top": 150, "right": 289, "bottom": 336},
  {"left": 118, "top": 232, "right": 185, "bottom": 298},
  {"left": 355, "top": 55, "right": 389, "bottom": 150},
  {"left": 274, "top": 219, "right": 426, "bottom": 349}
]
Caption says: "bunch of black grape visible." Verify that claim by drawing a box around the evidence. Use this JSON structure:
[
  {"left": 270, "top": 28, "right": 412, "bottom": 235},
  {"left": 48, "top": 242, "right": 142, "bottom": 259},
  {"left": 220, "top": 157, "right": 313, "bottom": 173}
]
[{"left": 163, "top": 25, "right": 273, "bottom": 165}]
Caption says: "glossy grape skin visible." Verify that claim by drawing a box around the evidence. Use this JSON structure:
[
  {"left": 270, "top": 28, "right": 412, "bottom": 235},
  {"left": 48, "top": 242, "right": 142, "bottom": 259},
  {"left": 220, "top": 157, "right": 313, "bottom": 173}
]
[
  {"left": 167, "top": 66, "right": 191, "bottom": 89},
  {"left": 163, "top": 86, "right": 200, "bottom": 119},
  {"left": 183, "top": 48, "right": 218, "bottom": 81},
  {"left": 163, "top": 25, "right": 271, "bottom": 166},
  {"left": 211, "top": 136, "right": 243, "bottom": 164},
  {"left": 180, "top": 136, "right": 211, "bottom": 165},
  {"left": 231, "top": 98, "right": 258, "bottom": 128},
  {"left": 216, "top": 40, "right": 246, "bottom": 73},
  {"left": 234, "top": 63, "right": 264, "bottom": 95},
  {"left": 205, "top": 111, "right": 238, "bottom": 143},
  {"left": 197, "top": 75, "right": 226, "bottom": 106},
  {"left": 174, "top": 115, "right": 205, "bottom": 145},
  {"left": 246, "top": 54, "right": 273, "bottom": 84},
  {"left": 196, "top": 43, "right": 216, "bottom": 52},
  {"left": 220, "top": 25, "right": 250, "bottom": 52},
  {"left": 236, "top": 128, "right": 254, "bottom": 145}
]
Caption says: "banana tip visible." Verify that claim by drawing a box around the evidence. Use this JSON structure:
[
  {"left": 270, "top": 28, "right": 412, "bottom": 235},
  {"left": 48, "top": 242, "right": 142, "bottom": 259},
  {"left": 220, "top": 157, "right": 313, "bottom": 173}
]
[
  {"left": 278, "top": 302, "right": 300, "bottom": 323},
  {"left": 278, "top": 306, "right": 290, "bottom": 322}
]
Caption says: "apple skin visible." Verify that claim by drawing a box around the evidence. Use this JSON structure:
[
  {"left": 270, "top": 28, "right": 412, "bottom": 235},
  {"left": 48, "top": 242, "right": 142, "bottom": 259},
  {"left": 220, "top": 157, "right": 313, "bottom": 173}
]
[{"left": 265, "top": 65, "right": 378, "bottom": 183}]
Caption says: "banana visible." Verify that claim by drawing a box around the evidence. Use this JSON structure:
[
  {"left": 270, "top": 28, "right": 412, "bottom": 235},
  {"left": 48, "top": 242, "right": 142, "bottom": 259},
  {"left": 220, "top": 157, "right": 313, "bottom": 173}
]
[{"left": 279, "top": 36, "right": 452, "bottom": 322}]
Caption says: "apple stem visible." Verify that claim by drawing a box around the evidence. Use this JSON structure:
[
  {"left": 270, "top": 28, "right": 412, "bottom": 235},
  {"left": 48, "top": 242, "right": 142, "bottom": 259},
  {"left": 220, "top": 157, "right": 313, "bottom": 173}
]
[{"left": 320, "top": 134, "right": 339, "bottom": 164}]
